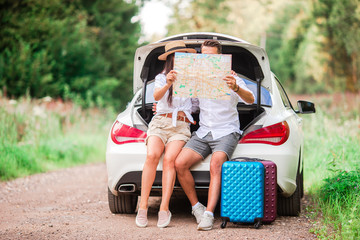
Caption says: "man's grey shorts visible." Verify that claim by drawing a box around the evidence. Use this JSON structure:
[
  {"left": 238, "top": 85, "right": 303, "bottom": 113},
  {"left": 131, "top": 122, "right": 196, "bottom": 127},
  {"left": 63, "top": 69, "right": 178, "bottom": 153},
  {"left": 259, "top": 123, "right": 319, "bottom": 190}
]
[{"left": 184, "top": 132, "right": 241, "bottom": 160}]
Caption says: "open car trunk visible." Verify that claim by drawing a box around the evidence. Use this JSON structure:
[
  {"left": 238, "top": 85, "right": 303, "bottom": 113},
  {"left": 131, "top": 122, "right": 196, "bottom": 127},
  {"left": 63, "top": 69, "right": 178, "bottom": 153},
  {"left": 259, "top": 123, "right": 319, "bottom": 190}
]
[
  {"left": 134, "top": 35, "right": 271, "bottom": 134},
  {"left": 137, "top": 103, "right": 266, "bottom": 134}
]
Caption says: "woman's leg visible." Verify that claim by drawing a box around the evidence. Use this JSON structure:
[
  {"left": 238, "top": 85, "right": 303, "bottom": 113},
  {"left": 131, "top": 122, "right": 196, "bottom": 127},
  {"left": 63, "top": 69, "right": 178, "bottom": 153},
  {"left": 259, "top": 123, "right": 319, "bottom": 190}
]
[
  {"left": 159, "top": 140, "right": 186, "bottom": 211},
  {"left": 138, "top": 136, "right": 165, "bottom": 210}
]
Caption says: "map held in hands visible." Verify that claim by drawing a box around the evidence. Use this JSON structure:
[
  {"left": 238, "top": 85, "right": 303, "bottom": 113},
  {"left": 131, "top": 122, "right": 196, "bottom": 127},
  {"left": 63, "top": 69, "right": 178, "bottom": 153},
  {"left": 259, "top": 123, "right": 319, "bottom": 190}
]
[{"left": 173, "top": 52, "right": 232, "bottom": 100}]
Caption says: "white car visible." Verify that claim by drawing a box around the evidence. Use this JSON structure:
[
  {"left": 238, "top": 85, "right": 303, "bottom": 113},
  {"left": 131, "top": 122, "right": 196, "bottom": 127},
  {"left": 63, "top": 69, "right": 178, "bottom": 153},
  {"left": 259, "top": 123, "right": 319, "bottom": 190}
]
[{"left": 106, "top": 32, "right": 315, "bottom": 216}]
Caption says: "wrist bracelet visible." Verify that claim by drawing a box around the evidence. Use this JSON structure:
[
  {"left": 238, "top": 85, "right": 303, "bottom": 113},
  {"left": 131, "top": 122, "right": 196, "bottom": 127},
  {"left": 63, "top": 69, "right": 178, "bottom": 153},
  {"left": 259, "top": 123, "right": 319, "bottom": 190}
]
[{"left": 234, "top": 85, "right": 239, "bottom": 92}]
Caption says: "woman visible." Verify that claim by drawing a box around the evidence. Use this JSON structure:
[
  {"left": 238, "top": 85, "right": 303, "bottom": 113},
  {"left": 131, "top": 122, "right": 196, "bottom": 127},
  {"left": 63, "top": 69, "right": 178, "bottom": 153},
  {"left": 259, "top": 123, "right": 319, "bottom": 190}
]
[{"left": 135, "top": 41, "right": 196, "bottom": 228}]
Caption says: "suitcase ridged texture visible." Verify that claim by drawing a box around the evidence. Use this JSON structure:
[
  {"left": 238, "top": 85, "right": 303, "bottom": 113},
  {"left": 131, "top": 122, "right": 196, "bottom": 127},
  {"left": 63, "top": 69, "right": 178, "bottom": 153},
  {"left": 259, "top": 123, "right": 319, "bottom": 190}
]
[
  {"left": 221, "top": 161, "right": 264, "bottom": 224},
  {"left": 229, "top": 158, "right": 278, "bottom": 223},
  {"left": 262, "top": 161, "right": 277, "bottom": 223}
]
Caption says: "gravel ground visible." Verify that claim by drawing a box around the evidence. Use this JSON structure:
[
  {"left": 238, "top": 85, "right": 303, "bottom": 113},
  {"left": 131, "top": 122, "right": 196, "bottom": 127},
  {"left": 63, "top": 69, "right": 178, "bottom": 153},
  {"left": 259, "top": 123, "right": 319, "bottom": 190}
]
[{"left": 0, "top": 162, "right": 317, "bottom": 239}]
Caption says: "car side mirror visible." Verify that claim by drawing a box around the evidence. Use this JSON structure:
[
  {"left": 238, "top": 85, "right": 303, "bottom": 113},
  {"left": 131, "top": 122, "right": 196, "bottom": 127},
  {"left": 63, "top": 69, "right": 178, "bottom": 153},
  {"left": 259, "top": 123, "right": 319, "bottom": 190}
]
[{"left": 296, "top": 100, "right": 316, "bottom": 114}]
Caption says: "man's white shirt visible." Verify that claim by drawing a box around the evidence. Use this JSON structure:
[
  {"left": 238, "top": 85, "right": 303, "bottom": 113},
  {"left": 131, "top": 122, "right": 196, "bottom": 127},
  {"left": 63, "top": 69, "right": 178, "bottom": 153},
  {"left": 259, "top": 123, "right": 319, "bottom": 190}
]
[{"left": 195, "top": 76, "right": 254, "bottom": 140}]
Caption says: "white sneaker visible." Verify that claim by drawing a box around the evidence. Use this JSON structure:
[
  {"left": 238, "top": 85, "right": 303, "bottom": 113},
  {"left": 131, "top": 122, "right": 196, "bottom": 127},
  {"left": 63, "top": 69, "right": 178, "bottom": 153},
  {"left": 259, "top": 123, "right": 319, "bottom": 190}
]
[
  {"left": 191, "top": 203, "right": 206, "bottom": 223},
  {"left": 135, "top": 209, "right": 148, "bottom": 228},
  {"left": 157, "top": 210, "right": 172, "bottom": 228},
  {"left": 197, "top": 213, "right": 214, "bottom": 231}
]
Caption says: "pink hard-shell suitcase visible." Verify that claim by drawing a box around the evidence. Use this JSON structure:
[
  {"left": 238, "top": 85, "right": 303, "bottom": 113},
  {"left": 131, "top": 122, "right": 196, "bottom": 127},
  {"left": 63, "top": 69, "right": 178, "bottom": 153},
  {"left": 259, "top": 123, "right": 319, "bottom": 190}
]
[{"left": 261, "top": 160, "right": 277, "bottom": 223}]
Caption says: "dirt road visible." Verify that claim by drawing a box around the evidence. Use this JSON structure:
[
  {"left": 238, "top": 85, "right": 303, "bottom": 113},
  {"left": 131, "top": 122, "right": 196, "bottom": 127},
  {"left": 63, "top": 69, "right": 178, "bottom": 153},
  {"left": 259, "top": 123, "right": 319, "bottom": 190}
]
[{"left": 0, "top": 163, "right": 317, "bottom": 239}]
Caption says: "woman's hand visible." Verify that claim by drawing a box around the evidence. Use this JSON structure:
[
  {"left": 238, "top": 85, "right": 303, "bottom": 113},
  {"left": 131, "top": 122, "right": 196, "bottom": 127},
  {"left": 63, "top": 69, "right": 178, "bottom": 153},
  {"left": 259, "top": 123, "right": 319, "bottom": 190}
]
[
  {"left": 152, "top": 102, "right": 157, "bottom": 114},
  {"left": 166, "top": 70, "right": 177, "bottom": 86},
  {"left": 154, "top": 71, "right": 178, "bottom": 101}
]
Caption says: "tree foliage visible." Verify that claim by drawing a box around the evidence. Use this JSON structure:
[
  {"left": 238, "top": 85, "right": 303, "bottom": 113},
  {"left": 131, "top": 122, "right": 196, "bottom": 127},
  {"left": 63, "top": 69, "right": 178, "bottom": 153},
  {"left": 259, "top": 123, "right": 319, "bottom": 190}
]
[
  {"left": 0, "top": 0, "right": 141, "bottom": 110},
  {"left": 312, "top": 0, "right": 360, "bottom": 92},
  {"left": 266, "top": 3, "right": 321, "bottom": 93},
  {"left": 266, "top": 0, "right": 360, "bottom": 93},
  {"left": 167, "top": 0, "right": 231, "bottom": 36},
  {"left": 167, "top": 0, "right": 359, "bottom": 93}
]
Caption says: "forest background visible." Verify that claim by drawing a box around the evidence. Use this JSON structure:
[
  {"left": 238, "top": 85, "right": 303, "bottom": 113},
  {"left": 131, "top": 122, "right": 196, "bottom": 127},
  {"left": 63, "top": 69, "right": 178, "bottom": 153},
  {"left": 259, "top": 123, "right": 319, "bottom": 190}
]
[
  {"left": 1, "top": 0, "right": 359, "bottom": 110},
  {"left": 1, "top": 0, "right": 359, "bottom": 239}
]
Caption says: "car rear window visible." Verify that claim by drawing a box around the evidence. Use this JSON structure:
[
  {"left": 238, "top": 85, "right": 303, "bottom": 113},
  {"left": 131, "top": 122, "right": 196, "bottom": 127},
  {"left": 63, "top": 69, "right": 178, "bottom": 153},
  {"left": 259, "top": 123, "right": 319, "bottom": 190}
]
[
  {"left": 145, "top": 81, "right": 156, "bottom": 103},
  {"left": 243, "top": 79, "right": 272, "bottom": 106}
]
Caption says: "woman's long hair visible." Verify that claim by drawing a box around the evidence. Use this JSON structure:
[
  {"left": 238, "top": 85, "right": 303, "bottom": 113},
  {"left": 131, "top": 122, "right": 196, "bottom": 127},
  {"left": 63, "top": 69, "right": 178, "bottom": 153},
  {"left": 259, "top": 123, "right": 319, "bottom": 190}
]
[{"left": 163, "top": 53, "right": 175, "bottom": 106}]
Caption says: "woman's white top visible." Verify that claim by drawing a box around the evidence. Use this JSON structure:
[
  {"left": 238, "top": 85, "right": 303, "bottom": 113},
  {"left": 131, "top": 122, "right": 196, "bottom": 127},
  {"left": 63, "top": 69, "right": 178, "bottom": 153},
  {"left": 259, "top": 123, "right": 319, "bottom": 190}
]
[{"left": 154, "top": 73, "right": 194, "bottom": 126}]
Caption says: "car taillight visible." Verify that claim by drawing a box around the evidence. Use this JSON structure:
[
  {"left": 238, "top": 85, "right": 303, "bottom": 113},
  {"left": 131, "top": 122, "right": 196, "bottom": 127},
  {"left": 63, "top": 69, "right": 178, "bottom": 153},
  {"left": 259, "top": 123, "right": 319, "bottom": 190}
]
[
  {"left": 239, "top": 121, "right": 290, "bottom": 146},
  {"left": 111, "top": 121, "right": 147, "bottom": 145}
]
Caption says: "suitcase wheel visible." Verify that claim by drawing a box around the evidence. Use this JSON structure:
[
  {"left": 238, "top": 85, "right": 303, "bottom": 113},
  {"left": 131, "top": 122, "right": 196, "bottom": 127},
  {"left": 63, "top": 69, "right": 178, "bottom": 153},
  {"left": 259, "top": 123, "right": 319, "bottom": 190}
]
[
  {"left": 254, "top": 220, "right": 261, "bottom": 229},
  {"left": 221, "top": 219, "right": 228, "bottom": 228}
]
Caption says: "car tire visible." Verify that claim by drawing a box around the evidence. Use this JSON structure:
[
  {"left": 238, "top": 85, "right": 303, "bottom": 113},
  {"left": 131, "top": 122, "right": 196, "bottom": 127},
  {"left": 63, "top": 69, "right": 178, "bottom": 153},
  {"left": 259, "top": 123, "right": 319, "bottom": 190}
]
[
  {"left": 277, "top": 171, "right": 301, "bottom": 216},
  {"left": 108, "top": 188, "right": 138, "bottom": 214}
]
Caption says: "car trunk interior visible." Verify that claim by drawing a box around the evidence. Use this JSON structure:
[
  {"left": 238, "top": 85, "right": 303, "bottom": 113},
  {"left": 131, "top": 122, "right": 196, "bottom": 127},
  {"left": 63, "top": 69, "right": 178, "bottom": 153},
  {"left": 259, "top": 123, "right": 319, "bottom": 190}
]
[
  {"left": 136, "top": 44, "right": 267, "bottom": 134},
  {"left": 137, "top": 103, "right": 265, "bottom": 133}
]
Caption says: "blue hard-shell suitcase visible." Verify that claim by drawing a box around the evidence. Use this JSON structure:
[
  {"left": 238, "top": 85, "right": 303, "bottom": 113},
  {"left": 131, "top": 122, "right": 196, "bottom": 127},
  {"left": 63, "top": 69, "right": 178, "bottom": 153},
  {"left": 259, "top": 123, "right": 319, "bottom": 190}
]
[
  {"left": 231, "top": 157, "right": 278, "bottom": 223},
  {"left": 220, "top": 161, "right": 265, "bottom": 229}
]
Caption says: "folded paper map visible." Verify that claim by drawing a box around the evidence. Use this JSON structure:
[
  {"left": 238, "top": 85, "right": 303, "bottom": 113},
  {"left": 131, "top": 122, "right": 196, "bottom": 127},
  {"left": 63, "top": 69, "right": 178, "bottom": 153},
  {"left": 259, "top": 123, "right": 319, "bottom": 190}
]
[{"left": 173, "top": 52, "right": 232, "bottom": 100}]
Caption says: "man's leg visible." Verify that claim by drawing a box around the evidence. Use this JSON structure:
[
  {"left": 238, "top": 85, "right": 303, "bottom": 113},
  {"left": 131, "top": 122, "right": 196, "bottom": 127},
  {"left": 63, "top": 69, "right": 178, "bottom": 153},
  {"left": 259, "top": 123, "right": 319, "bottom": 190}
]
[
  {"left": 197, "top": 132, "right": 239, "bottom": 230},
  {"left": 206, "top": 151, "right": 228, "bottom": 213},
  {"left": 175, "top": 148, "right": 203, "bottom": 206},
  {"left": 205, "top": 132, "right": 239, "bottom": 213},
  {"left": 197, "top": 152, "right": 227, "bottom": 231}
]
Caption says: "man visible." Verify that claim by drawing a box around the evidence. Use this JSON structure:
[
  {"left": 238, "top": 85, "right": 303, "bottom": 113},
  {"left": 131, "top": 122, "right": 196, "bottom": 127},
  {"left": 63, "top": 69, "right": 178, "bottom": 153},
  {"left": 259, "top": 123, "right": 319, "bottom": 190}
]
[{"left": 175, "top": 40, "right": 255, "bottom": 231}]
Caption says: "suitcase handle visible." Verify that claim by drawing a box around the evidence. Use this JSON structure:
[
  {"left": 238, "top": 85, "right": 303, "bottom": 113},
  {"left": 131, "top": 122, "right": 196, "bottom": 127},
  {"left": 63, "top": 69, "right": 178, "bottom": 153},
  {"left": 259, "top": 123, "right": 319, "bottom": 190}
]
[{"left": 230, "top": 157, "right": 266, "bottom": 162}]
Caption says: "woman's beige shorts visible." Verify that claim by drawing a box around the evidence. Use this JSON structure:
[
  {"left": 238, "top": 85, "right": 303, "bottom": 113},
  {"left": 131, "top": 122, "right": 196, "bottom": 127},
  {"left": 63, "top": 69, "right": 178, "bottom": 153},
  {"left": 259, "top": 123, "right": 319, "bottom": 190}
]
[{"left": 146, "top": 115, "right": 191, "bottom": 145}]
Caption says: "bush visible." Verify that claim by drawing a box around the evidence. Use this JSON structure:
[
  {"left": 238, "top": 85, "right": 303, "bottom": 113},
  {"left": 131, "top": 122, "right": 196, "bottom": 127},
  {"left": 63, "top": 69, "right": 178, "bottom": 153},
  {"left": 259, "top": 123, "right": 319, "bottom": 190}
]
[{"left": 320, "top": 170, "right": 360, "bottom": 202}]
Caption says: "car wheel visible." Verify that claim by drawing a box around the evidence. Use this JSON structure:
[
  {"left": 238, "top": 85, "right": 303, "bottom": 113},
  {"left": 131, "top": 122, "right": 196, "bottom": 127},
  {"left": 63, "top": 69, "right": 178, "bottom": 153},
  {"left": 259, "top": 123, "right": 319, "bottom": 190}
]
[
  {"left": 108, "top": 188, "right": 138, "bottom": 214},
  {"left": 277, "top": 171, "right": 301, "bottom": 216}
]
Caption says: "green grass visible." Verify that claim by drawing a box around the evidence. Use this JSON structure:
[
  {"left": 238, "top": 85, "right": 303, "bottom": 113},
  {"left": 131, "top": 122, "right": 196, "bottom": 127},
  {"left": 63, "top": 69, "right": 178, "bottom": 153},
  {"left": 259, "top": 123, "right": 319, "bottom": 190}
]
[
  {"left": 0, "top": 97, "right": 114, "bottom": 181},
  {"left": 297, "top": 92, "right": 360, "bottom": 239}
]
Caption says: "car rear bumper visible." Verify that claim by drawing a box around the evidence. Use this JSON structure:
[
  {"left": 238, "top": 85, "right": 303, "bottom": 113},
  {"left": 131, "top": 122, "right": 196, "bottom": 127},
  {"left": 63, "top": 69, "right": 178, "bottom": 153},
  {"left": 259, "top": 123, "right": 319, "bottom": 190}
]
[
  {"left": 114, "top": 170, "right": 210, "bottom": 196},
  {"left": 107, "top": 139, "right": 300, "bottom": 197},
  {"left": 106, "top": 140, "right": 211, "bottom": 196}
]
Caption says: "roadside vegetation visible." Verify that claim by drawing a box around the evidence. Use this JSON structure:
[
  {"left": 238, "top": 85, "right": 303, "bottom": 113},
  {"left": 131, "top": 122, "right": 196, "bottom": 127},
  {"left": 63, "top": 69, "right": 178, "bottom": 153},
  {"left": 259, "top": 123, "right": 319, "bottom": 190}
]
[
  {"left": 297, "top": 92, "right": 360, "bottom": 239},
  {"left": 0, "top": 96, "right": 114, "bottom": 181}
]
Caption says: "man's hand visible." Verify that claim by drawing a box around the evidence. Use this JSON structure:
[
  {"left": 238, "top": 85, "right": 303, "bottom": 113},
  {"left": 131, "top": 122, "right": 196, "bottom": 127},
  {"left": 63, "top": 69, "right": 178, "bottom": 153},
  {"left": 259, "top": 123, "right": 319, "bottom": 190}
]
[
  {"left": 223, "top": 74, "right": 255, "bottom": 104},
  {"left": 223, "top": 75, "right": 238, "bottom": 91}
]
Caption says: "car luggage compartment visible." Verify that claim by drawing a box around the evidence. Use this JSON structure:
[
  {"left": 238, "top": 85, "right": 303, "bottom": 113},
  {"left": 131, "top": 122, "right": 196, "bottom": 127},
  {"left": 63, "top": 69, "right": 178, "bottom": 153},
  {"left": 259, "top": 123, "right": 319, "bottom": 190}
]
[{"left": 137, "top": 103, "right": 264, "bottom": 133}]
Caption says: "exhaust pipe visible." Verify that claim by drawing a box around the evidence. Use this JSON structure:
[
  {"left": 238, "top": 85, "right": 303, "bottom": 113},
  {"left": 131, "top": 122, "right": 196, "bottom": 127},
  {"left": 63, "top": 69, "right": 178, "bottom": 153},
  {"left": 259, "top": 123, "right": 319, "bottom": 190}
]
[{"left": 118, "top": 184, "right": 136, "bottom": 193}]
